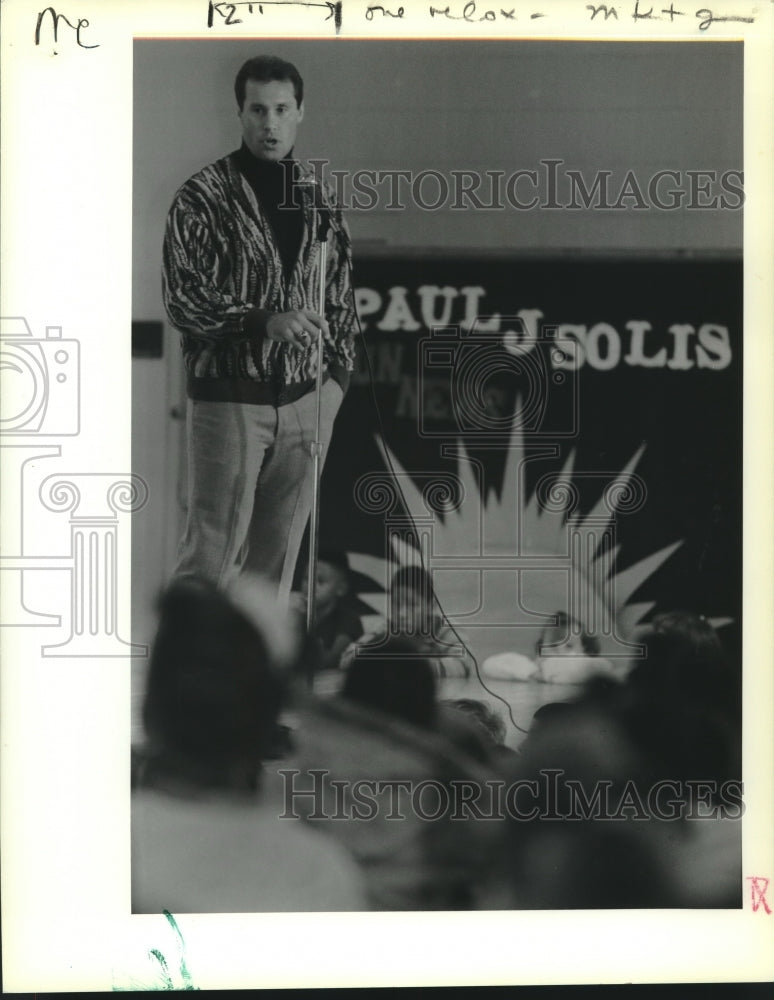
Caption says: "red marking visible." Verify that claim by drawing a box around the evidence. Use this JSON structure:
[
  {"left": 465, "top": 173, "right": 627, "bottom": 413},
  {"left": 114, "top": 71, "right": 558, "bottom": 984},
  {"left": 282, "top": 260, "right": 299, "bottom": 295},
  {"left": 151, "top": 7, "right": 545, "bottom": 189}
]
[{"left": 747, "top": 876, "right": 772, "bottom": 914}]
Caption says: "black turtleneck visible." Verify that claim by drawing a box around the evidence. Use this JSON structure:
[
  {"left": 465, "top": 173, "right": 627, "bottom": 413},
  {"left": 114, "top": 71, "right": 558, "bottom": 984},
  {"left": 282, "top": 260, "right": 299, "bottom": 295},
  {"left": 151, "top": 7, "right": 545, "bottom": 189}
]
[{"left": 234, "top": 143, "right": 304, "bottom": 282}]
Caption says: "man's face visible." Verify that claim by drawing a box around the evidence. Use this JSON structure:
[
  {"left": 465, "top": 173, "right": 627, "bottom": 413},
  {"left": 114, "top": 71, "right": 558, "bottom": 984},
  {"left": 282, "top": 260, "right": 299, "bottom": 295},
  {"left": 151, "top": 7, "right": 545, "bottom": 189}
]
[{"left": 238, "top": 78, "right": 303, "bottom": 161}]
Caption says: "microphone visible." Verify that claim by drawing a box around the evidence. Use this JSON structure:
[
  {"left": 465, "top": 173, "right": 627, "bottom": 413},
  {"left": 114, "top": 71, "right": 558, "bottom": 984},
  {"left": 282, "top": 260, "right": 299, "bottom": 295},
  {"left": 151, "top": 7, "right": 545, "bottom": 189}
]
[{"left": 297, "top": 172, "right": 350, "bottom": 249}]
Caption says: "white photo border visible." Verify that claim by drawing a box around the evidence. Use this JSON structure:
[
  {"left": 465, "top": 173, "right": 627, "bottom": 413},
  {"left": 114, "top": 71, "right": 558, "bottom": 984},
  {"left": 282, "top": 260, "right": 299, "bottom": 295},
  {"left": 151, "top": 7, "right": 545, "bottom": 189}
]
[{"left": 1, "top": 0, "right": 772, "bottom": 989}]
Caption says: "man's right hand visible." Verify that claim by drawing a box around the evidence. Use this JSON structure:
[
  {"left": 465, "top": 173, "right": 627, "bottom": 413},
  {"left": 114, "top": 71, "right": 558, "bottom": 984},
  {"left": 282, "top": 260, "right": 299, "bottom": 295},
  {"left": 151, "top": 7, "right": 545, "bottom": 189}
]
[{"left": 266, "top": 309, "right": 329, "bottom": 350}]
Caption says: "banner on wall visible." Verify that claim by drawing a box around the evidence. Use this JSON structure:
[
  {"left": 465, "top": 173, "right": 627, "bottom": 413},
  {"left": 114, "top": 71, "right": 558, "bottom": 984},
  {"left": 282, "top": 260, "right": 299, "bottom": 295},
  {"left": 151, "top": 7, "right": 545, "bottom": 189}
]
[{"left": 319, "top": 256, "right": 742, "bottom": 661}]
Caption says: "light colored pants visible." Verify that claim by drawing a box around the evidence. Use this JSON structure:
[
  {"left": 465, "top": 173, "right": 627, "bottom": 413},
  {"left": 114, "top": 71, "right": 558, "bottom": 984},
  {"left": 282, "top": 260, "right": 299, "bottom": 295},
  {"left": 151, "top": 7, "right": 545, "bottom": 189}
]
[{"left": 175, "top": 379, "right": 343, "bottom": 601}]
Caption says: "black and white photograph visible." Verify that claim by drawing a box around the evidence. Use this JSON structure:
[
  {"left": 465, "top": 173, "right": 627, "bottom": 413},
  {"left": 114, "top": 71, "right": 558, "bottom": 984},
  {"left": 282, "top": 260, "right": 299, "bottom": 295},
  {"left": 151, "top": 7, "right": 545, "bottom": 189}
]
[{"left": 2, "top": 0, "right": 774, "bottom": 990}]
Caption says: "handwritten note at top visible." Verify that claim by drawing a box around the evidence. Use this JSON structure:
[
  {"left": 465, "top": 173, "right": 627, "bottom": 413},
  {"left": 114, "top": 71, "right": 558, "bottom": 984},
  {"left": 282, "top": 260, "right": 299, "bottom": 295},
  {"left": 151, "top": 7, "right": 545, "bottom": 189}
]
[
  {"left": 205, "top": 0, "right": 756, "bottom": 36},
  {"left": 30, "top": 1, "right": 759, "bottom": 49},
  {"left": 34, "top": 6, "right": 99, "bottom": 49}
]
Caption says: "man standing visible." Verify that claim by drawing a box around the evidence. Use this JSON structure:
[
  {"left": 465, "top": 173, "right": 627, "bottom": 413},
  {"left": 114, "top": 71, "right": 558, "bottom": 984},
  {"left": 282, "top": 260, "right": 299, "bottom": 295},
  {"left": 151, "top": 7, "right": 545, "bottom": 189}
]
[{"left": 163, "top": 55, "right": 355, "bottom": 600}]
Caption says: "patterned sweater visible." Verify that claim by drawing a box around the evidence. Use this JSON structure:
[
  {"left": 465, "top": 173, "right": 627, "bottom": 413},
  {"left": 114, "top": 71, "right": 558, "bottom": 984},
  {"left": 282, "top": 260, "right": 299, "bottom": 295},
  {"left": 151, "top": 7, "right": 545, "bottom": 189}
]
[{"left": 162, "top": 150, "right": 356, "bottom": 405}]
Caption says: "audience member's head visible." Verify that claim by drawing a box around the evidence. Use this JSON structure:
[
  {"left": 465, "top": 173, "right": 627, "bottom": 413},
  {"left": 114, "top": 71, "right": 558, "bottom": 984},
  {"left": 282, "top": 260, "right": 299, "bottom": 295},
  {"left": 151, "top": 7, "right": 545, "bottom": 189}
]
[
  {"left": 630, "top": 610, "right": 728, "bottom": 695},
  {"left": 300, "top": 548, "right": 351, "bottom": 619},
  {"left": 342, "top": 636, "right": 436, "bottom": 729},
  {"left": 436, "top": 698, "right": 513, "bottom": 766},
  {"left": 503, "top": 692, "right": 671, "bottom": 908},
  {"left": 536, "top": 611, "right": 600, "bottom": 658},
  {"left": 444, "top": 699, "right": 507, "bottom": 745},
  {"left": 624, "top": 610, "right": 738, "bottom": 785},
  {"left": 388, "top": 565, "right": 438, "bottom": 635},
  {"left": 142, "top": 575, "right": 294, "bottom": 789}
]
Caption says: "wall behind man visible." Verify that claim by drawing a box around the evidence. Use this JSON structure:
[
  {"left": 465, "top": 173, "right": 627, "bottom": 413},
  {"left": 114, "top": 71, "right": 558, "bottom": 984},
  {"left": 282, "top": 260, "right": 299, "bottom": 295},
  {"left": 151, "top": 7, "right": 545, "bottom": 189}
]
[{"left": 132, "top": 39, "right": 742, "bottom": 322}]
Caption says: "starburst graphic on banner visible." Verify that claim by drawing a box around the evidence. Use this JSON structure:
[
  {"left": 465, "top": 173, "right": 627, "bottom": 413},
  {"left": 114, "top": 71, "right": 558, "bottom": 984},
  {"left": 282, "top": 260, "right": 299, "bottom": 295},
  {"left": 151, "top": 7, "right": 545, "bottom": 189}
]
[{"left": 345, "top": 420, "right": 731, "bottom": 663}]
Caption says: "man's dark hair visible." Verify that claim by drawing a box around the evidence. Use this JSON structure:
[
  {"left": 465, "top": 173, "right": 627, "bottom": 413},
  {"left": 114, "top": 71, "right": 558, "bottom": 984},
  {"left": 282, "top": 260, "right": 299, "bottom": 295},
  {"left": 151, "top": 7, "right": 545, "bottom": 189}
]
[{"left": 234, "top": 55, "right": 304, "bottom": 110}]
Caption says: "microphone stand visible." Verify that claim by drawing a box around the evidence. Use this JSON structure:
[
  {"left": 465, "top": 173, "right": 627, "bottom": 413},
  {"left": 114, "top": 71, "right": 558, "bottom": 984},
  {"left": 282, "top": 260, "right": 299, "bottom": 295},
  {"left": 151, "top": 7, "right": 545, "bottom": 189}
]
[{"left": 305, "top": 200, "right": 332, "bottom": 685}]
